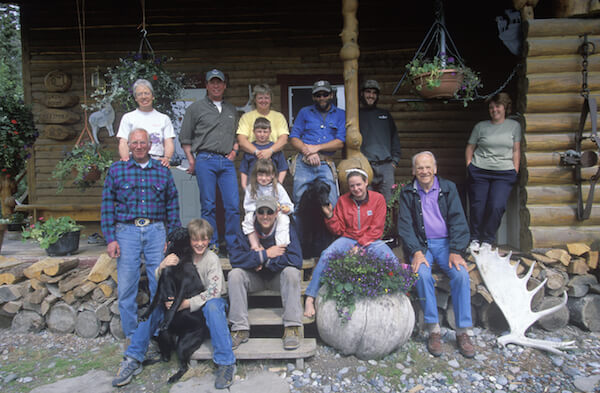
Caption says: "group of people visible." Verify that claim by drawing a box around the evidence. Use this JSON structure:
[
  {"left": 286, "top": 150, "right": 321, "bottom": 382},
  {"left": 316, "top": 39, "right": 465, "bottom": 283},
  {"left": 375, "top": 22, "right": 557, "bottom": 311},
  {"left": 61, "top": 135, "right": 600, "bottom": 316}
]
[{"left": 100, "top": 68, "right": 521, "bottom": 389}]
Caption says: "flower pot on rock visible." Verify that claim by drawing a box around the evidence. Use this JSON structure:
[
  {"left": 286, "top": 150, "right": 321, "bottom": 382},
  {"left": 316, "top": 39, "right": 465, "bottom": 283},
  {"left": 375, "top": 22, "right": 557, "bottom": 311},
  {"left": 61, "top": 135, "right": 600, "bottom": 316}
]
[
  {"left": 413, "top": 69, "right": 464, "bottom": 99},
  {"left": 46, "top": 230, "right": 81, "bottom": 256},
  {"left": 316, "top": 289, "right": 415, "bottom": 360}
]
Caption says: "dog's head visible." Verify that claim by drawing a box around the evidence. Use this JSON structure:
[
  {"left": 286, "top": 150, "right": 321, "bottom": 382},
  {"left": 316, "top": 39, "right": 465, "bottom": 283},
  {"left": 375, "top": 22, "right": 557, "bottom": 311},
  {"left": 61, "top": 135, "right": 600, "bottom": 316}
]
[
  {"left": 166, "top": 227, "right": 193, "bottom": 260},
  {"left": 300, "top": 180, "right": 331, "bottom": 207}
]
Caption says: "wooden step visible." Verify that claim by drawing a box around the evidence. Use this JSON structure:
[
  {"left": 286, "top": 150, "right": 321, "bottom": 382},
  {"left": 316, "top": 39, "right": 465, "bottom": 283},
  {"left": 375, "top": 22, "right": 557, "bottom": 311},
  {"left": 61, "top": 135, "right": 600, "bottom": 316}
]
[
  {"left": 248, "top": 307, "right": 315, "bottom": 325},
  {"left": 191, "top": 338, "right": 317, "bottom": 369},
  {"left": 249, "top": 280, "right": 310, "bottom": 297},
  {"left": 220, "top": 258, "right": 316, "bottom": 271}
]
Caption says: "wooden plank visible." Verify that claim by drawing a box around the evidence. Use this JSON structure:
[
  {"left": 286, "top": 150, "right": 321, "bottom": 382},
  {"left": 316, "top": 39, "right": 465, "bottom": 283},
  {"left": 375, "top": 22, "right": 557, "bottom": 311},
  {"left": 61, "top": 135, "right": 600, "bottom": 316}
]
[
  {"left": 525, "top": 36, "right": 600, "bottom": 57},
  {"left": 526, "top": 72, "right": 600, "bottom": 94},
  {"left": 529, "top": 226, "right": 600, "bottom": 249},
  {"left": 525, "top": 93, "right": 599, "bottom": 113},
  {"left": 525, "top": 133, "right": 598, "bottom": 151},
  {"left": 248, "top": 308, "right": 314, "bottom": 325},
  {"left": 191, "top": 338, "right": 317, "bottom": 361},
  {"left": 526, "top": 57, "right": 600, "bottom": 77},
  {"left": 525, "top": 19, "right": 600, "bottom": 38},
  {"left": 525, "top": 185, "right": 600, "bottom": 204},
  {"left": 526, "top": 166, "right": 598, "bottom": 185},
  {"left": 527, "top": 204, "right": 600, "bottom": 226},
  {"left": 220, "top": 259, "right": 316, "bottom": 271},
  {"left": 524, "top": 112, "right": 597, "bottom": 133}
]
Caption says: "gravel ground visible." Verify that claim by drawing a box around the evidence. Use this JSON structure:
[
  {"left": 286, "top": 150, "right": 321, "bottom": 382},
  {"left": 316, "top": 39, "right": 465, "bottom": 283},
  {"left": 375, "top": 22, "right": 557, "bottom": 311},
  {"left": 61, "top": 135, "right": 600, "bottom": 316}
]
[{"left": 1, "top": 324, "right": 599, "bottom": 393}]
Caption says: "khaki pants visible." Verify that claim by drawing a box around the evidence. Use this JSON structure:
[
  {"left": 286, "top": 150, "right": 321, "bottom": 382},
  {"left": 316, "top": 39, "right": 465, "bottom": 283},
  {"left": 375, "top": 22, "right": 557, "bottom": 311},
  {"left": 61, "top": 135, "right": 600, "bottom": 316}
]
[{"left": 228, "top": 266, "right": 302, "bottom": 331}]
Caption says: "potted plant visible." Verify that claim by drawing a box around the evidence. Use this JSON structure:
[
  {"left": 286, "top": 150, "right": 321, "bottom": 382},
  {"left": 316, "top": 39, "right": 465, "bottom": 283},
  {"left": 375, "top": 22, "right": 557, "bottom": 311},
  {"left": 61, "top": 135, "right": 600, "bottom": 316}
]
[
  {"left": 22, "top": 216, "right": 83, "bottom": 256},
  {"left": 52, "top": 142, "right": 114, "bottom": 192},
  {"left": 405, "top": 55, "right": 482, "bottom": 107},
  {"left": 315, "top": 248, "right": 418, "bottom": 359},
  {"left": 87, "top": 53, "right": 184, "bottom": 120},
  {"left": 383, "top": 178, "right": 413, "bottom": 245}
]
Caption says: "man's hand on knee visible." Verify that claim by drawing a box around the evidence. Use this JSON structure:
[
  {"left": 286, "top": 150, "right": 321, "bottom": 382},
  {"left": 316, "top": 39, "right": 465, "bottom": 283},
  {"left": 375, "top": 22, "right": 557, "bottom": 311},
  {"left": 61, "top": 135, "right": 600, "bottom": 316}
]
[
  {"left": 448, "top": 252, "right": 467, "bottom": 271},
  {"left": 411, "top": 250, "right": 429, "bottom": 273}
]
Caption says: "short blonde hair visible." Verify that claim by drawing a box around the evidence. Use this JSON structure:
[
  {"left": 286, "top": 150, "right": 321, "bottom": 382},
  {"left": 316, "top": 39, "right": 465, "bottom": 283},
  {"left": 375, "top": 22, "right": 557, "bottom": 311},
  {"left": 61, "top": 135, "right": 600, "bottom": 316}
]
[{"left": 187, "top": 218, "right": 213, "bottom": 241}]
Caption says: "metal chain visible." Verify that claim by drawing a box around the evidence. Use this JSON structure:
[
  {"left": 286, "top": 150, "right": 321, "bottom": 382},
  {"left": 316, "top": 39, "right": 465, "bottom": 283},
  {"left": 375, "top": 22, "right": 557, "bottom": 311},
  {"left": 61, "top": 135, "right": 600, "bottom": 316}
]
[
  {"left": 579, "top": 33, "right": 595, "bottom": 99},
  {"left": 476, "top": 63, "right": 522, "bottom": 100}
]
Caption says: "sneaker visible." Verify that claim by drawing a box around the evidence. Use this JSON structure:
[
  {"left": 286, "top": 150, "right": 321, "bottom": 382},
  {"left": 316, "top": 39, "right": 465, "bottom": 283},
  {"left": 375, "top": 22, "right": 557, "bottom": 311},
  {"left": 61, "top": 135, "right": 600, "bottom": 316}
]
[
  {"left": 468, "top": 240, "right": 480, "bottom": 253},
  {"left": 282, "top": 326, "right": 302, "bottom": 350},
  {"left": 457, "top": 332, "right": 476, "bottom": 358},
  {"left": 112, "top": 356, "right": 142, "bottom": 387},
  {"left": 427, "top": 332, "right": 443, "bottom": 357},
  {"left": 231, "top": 330, "right": 249, "bottom": 350},
  {"left": 215, "top": 364, "right": 236, "bottom": 389}
]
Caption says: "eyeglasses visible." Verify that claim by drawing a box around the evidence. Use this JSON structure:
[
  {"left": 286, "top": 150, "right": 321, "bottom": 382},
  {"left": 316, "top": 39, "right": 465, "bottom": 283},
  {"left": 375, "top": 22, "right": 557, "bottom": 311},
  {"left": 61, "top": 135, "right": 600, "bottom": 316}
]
[
  {"left": 135, "top": 92, "right": 152, "bottom": 97},
  {"left": 257, "top": 208, "right": 275, "bottom": 215},
  {"left": 129, "top": 141, "right": 148, "bottom": 146},
  {"left": 313, "top": 92, "right": 330, "bottom": 98}
]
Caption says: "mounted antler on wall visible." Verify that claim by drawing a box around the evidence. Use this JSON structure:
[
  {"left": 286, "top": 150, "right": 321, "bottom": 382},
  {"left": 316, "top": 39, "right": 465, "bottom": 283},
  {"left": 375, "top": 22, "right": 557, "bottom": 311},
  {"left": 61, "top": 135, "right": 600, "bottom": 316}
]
[{"left": 473, "top": 247, "right": 576, "bottom": 355}]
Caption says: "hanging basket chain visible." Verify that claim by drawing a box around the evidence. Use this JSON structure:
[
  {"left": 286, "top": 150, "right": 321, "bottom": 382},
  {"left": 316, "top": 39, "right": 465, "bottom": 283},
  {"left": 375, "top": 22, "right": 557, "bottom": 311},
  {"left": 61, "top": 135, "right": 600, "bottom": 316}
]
[
  {"left": 137, "top": 0, "right": 155, "bottom": 58},
  {"left": 75, "top": 0, "right": 97, "bottom": 150}
]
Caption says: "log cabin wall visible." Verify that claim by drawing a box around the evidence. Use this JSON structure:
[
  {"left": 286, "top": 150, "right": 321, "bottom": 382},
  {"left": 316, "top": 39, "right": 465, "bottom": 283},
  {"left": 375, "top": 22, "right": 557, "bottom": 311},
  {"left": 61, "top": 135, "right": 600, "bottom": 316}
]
[
  {"left": 17, "top": 0, "right": 516, "bottom": 236},
  {"left": 520, "top": 18, "right": 600, "bottom": 250}
]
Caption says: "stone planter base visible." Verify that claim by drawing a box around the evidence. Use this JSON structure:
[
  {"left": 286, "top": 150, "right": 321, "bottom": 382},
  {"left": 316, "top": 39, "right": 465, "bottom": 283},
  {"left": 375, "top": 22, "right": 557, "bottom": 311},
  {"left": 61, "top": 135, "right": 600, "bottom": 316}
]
[{"left": 316, "top": 290, "right": 415, "bottom": 359}]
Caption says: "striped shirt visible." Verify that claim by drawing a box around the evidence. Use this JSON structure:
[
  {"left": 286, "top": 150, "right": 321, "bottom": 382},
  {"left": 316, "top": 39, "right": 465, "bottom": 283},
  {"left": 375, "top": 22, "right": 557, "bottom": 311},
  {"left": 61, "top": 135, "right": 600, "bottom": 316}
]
[{"left": 101, "top": 158, "right": 180, "bottom": 244}]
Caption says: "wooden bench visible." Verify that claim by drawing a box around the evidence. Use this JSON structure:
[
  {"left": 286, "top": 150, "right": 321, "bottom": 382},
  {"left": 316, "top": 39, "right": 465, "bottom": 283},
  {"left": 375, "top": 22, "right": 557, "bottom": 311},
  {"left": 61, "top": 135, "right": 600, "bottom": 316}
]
[
  {"left": 190, "top": 257, "right": 318, "bottom": 369},
  {"left": 15, "top": 203, "right": 101, "bottom": 222}
]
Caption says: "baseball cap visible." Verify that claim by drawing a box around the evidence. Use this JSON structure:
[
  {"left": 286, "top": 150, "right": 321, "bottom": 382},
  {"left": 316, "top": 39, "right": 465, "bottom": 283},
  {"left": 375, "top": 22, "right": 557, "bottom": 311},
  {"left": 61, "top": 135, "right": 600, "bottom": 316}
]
[
  {"left": 362, "top": 79, "right": 380, "bottom": 91},
  {"left": 255, "top": 195, "right": 278, "bottom": 212},
  {"left": 312, "top": 80, "right": 332, "bottom": 94},
  {"left": 206, "top": 69, "right": 225, "bottom": 82}
]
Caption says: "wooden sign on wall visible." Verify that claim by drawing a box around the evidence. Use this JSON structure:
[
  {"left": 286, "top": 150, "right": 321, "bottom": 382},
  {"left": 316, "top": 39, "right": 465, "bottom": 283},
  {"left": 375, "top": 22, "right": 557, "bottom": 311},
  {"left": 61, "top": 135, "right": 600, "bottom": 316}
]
[
  {"left": 44, "top": 125, "right": 77, "bottom": 140},
  {"left": 43, "top": 93, "right": 79, "bottom": 108},
  {"left": 38, "top": 109, "right": 80, "bottom": 124},
  {"left": 43, "top": 70, "right": 72, "bottom": 92}
]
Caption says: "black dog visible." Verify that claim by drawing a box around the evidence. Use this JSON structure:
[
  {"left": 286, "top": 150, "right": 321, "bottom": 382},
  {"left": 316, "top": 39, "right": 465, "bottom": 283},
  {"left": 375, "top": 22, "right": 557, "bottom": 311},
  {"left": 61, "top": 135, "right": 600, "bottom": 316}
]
[
  {"left": 296, "top": 180, "right": 335, "bottom": 259},
  {"left": 140, "top": 227, "right": 206, "bottom": 383}
]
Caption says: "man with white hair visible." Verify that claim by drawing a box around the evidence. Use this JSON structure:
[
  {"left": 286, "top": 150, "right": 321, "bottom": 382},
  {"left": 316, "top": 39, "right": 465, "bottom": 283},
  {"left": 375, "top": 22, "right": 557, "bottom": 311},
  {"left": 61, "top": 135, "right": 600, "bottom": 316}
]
[{"left": 397, "top": 151, "right": 475, "bottom": 358}]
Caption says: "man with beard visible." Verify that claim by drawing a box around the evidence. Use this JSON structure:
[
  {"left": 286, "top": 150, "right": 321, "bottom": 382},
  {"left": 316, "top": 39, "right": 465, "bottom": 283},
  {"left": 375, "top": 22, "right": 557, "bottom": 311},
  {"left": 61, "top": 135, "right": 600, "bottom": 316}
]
[
  {"left": 289, "top": 80, "right": 346, "bottom": 207},
  {"left": 358, "top": 79, "right": 401, "bottom": 202}
]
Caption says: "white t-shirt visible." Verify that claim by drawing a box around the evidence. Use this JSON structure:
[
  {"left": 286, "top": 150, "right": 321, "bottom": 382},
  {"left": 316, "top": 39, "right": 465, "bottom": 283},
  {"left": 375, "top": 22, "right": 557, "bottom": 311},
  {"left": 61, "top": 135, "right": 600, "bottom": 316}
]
[{"left": 117, "top": 109, "right": 175, "bottom": 158}]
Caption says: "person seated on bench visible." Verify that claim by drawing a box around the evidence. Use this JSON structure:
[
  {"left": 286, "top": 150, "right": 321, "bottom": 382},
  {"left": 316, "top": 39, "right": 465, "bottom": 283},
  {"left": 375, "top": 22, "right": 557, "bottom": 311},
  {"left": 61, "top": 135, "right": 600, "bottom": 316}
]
[
  {"left": 228, "top": 195, "right": 304, "bottom": 350},
  {"left": 303, "top": 168, "right": 397, "bottom": 318}
]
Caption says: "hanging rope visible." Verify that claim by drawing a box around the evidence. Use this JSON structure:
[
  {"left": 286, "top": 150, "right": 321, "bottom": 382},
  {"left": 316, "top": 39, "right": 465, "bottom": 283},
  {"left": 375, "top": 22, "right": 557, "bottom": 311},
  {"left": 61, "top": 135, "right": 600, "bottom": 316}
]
[
  {"left": 137, "top": 0, "right": 154, "bottom": 58},
  {"left": 75, "top": 0, "right": 95, "bottom": 146}
]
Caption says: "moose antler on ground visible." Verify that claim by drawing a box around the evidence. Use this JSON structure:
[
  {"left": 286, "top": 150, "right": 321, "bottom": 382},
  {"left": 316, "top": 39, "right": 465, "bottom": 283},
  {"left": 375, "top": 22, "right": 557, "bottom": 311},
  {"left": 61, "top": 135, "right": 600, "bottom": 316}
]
[{"left": 473, "top": 247, "right": 576, "bottom": 355}]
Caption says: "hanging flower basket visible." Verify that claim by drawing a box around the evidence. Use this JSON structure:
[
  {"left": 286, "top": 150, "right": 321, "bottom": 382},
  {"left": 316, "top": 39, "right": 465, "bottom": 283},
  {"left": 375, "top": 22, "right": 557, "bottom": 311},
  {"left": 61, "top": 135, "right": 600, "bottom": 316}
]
[{"left": 412, "top": 69, "right": 464, "bottom": 99}]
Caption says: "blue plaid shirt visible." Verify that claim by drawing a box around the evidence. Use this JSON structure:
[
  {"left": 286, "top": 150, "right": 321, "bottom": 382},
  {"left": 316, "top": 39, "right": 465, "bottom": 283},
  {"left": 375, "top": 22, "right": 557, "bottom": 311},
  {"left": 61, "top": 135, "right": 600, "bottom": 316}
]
[{"left": 101, "top": 158, "right": 181, "bottom": 244}]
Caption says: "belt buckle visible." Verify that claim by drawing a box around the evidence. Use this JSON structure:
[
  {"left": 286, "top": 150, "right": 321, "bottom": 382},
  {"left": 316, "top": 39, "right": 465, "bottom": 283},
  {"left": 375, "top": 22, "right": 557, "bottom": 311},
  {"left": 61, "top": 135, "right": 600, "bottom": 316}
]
[{"left": 134, "top": 218, "right": 150, "bottom": 227}]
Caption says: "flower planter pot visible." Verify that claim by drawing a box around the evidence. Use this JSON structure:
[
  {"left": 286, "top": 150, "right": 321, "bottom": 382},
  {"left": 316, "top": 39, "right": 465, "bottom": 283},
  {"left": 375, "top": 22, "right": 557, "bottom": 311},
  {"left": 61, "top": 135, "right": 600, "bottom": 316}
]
[
  {"left": 46, "top": 230, "right": 81, "bottom": 256},
  {"left": 71, "top": 165, "right": 101, "bottom": 183},
  {"left": 412, "top": 69, "right": 464, "bottom": 99},
  {"left": 316, "top": 289, "right": 415, "bottom": 359}
]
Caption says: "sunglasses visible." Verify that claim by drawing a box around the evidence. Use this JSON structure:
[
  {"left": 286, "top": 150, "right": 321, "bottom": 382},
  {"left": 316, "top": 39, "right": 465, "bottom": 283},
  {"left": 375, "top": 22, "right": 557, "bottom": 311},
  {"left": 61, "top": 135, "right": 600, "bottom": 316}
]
[
  {"left": 313, "top": 92, "right": 330, "bottom": 98},
  {"left": 257, "top": 208, "right": 275, "bottom": 215}
]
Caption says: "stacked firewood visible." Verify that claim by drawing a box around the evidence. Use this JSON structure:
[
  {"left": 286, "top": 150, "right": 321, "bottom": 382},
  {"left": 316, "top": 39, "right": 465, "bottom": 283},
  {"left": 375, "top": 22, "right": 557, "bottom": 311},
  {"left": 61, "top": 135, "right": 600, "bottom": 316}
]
[
  {"left": 422, "top": 242, "right": 600, "bottom": 334},
  {"left": 0, "top": 254, "right": 133, "bottom": 339}
]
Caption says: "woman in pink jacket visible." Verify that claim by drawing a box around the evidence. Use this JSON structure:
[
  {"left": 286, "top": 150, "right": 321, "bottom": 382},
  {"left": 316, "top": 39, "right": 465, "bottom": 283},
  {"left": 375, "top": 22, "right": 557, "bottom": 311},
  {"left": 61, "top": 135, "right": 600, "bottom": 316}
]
[{"left": 303, "top": 168, "right": 398, "bottom": 318}]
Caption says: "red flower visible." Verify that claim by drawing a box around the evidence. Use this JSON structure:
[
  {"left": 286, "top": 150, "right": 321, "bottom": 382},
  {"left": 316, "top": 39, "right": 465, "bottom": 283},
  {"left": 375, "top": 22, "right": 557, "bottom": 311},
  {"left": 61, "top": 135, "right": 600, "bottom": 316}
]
[
  {"left": 391, "top": 184, "right": 398, "bottom": 190},
  {"left": 388, "top": 271, "right": 394, "bottom": 277},
  {"left": 10, "top": 119, "right": 17, "bottom": 124},
  {"left": 1, "top": 169, "right": 5, "bottom": 172},
  {"left": 152, "top": 74, "right": 158, "bottom": 81}
]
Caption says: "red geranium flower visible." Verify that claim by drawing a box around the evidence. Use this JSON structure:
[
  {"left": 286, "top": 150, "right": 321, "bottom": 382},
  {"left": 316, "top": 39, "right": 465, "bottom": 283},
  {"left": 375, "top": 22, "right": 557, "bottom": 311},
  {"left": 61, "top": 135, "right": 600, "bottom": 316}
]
[
  {"left": 152, "top": 74, "right": 158, "bottom": 81},
  {"left": 388, "top": 271, "right": 394, "bottom": 277},
  {"left": 10, "top": 119, "right": 17, "bottom": 124}
]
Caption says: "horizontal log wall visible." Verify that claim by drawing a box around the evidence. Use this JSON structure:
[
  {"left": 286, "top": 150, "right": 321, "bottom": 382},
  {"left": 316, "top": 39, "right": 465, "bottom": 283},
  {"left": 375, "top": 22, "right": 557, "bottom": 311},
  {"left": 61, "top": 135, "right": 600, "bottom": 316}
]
[
  {"left": 521, "top": 18, "right": 600, "bottom": 250},
  {"left": 19, "top": 1, "right": 514, "bottom": 232}
]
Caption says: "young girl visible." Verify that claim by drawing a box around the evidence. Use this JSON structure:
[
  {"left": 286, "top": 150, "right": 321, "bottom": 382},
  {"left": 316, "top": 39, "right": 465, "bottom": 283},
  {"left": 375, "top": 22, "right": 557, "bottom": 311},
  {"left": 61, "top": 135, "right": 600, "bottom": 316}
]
[{"left": 243, "top": 159, "right": 294, "bottom": 250}]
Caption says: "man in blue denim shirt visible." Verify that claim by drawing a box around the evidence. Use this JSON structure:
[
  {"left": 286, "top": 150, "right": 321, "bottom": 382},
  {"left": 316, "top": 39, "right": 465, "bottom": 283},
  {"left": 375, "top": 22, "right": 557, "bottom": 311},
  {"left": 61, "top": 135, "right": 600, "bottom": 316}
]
[{"left": 289, "top": 80, "right": 346, "bottom": 207}]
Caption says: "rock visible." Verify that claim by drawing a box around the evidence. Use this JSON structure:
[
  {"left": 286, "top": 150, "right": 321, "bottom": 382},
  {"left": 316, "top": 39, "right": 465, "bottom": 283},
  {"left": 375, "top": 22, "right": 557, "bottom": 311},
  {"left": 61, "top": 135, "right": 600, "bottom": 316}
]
[
  {"left": 448, "top": 359, "right": 460, "bottom": 368},
  {"left": 573, "top": 375, "right": 600, "bottom": 392},
  {"left": 29, "top": 370, "right": 113, "bottom": 393}
]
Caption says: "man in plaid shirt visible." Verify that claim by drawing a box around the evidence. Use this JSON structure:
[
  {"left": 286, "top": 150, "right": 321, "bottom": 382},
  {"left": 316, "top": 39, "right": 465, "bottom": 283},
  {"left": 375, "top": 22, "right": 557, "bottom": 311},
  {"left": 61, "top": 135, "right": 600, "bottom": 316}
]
[{"left": 101, "top": 128, "right": 180, "bottom": 339}]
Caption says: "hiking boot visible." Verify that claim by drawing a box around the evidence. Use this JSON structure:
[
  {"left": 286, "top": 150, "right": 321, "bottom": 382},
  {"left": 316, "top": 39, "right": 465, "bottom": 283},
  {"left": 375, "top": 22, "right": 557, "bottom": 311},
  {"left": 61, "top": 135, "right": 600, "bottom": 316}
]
[
  {"left": 283, "top": 326, "right": 302, "bottom": 350},
  {"left": 457, "top": 332, "right": 476, "bottom": 358},
  {"left": 231, "top": 330, "right": 249, "bottom": 350},
  {"left": 215, "top": 364, "right": 236, "bottom": 389},
  {"left": 427, "top": 332, "right": 443, "bottom": 357},
  {"left": 112, "top": 356, "right": 142, "bottom": 387}
]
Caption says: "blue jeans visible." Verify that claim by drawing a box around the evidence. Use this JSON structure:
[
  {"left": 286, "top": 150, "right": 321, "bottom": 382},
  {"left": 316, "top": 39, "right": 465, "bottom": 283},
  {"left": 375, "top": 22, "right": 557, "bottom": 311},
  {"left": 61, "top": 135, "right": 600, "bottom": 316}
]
[
  {"left": 305, "top": 237, "right": 398, "bottom": 298},
  {"left": 126, "top": 298, "right": 235, "bottom": 366},
  {"left": 116, "top": 222, "right": 166, "bottom": 338},
  {"left": 194, "top": 152, "right": 240, "bottom": 250},
  {"left": 467, "top": 163, "right": 517, "bottom": 244},
  {"left": 415, "top": 238, "right": 472, "bottom": 329},
  {"left": 292, "top": 156, "right": 338, "bottom": 207}
]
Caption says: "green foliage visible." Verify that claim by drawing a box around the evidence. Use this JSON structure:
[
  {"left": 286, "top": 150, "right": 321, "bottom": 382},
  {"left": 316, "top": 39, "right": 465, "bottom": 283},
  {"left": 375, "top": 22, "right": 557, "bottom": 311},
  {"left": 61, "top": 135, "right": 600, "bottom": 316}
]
[
  {"left": 383, "top": 178, "right": 412, "bottom": 239},
  {"left": 87, "top": 53, "right": 184, "bottom": 120},
  {"left": 22, "top": 216, "right": 83, "bottom": 249},
  {"left": 405, "top": 55, "right": 482, "bottom": 107},
  {"left": 0, "top": 95, "right": 38, "bottom": 177},
  {"left": 320, "top": 248, "right": 418, "bottom": 323},
  {"left": 51, "top": 142, "right": 114, "bottom": 192},
  {"left": 0, "top": 3, "right": 22, "bottom": 99}
]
